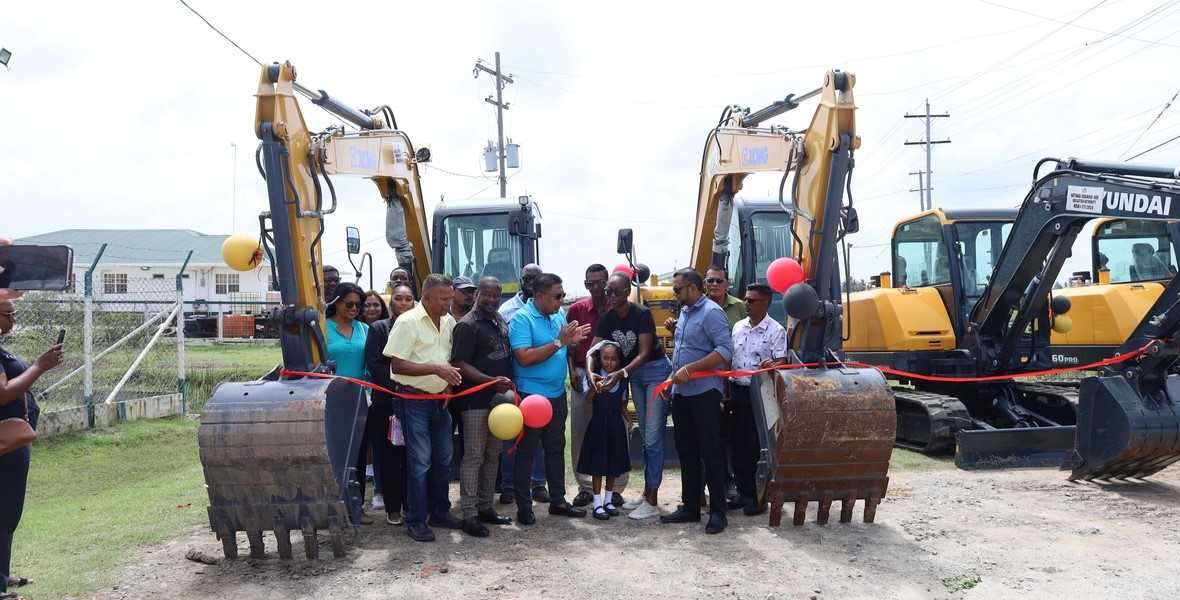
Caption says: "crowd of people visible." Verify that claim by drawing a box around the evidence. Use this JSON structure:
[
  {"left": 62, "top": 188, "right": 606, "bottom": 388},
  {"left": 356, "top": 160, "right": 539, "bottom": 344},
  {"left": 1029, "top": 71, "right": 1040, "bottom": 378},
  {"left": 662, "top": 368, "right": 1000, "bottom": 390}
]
[{"left": 329, "top": 258, "right": 789, "bottom": 542}]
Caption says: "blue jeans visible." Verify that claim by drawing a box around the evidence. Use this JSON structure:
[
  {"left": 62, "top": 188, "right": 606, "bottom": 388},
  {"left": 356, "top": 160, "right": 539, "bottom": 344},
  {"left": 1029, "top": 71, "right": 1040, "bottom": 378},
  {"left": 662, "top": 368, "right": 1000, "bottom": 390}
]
[
  {"left": 630, "top": 357, "right": 673, "bottom": 489},
  {"left": 396, "top": 396, "right": 453, "bottom": 525},
  {"left": 501, "top": 438, "right": 545, "bottom": 490}
]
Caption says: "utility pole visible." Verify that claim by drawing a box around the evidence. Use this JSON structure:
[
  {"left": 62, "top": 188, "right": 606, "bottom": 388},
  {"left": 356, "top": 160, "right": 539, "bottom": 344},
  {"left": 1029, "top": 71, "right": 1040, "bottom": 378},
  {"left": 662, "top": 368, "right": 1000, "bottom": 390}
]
[
  {"left": 474, "top": 52, "right": 515, "bottom": 198},
  {"left": 904, "top": 99, "right": 950, "bottom": 211},
  {"left": 908, "top": 171, "right": 926, "bottom": 212}
]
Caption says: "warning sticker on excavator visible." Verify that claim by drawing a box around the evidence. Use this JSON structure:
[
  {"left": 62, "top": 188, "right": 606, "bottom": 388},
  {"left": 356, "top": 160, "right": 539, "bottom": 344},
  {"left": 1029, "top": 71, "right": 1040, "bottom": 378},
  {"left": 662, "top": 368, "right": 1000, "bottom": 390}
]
[{"left": 1067, "top": 185, "right": 1103, "bottom": 214}]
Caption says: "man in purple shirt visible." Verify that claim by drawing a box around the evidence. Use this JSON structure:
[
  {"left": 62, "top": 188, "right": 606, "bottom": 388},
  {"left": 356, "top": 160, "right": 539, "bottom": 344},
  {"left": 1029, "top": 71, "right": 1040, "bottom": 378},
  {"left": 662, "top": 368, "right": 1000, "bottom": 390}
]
[{"left": 659, "top": 268, "right": 734, "bottom": 534}]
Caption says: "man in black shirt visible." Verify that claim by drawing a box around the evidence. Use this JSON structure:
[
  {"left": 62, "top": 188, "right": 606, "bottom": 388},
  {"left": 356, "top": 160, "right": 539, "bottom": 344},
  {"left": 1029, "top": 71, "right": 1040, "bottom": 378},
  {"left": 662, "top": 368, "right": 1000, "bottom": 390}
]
[{"left": 451, "top": 276, "right": 516, "bottom": 537}]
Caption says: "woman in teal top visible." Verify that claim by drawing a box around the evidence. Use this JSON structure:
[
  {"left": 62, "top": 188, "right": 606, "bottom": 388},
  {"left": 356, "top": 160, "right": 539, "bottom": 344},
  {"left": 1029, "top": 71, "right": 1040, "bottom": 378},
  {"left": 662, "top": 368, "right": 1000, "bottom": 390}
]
[
  {"left": 327, "top": 282, "right": 370, "bottom": 379},
  {"left": 326, "top": 282, "right": 373, "bottom": 524}
]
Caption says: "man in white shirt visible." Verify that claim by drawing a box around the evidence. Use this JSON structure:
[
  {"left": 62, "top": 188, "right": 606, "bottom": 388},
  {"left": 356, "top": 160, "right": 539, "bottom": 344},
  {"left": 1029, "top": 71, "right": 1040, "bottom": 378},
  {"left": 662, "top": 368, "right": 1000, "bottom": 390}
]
[{"left": 727, "top": 283, "right": 787, "bottom": 517}]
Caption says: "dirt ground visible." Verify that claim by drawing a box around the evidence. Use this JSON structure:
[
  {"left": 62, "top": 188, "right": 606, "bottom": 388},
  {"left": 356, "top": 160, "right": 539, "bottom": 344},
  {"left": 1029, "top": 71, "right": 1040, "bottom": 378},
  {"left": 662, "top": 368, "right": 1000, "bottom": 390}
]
[{"left": 84, "top": 459, "right": 1180, "bottom": 600}]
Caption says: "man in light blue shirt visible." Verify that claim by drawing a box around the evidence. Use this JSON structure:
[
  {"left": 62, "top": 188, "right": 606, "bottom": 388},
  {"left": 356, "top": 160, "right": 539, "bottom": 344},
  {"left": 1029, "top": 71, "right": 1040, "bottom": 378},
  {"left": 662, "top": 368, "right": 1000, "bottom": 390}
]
[
  {"left": 659, "top": 268, "right": 734, "bottom": 535},
  {"left": 496, "top": 263, "right": 548, "bottom": 505},
  {"left": 507, "top": 272, "right": 591, "bottom": 524}
]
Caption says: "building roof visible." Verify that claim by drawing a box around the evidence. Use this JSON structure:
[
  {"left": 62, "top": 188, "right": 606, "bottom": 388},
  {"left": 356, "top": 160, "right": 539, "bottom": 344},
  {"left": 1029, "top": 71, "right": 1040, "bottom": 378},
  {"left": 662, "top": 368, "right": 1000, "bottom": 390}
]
[{"left": 14, "top": 229, "right": 248, "bottom": 267}]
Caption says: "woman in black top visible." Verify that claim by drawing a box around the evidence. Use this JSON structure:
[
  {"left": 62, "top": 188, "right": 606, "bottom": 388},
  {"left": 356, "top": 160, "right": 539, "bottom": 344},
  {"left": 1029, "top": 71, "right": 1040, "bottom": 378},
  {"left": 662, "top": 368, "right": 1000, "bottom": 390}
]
[{"left": 0, "top": 298, "right": 64, "bottom": 596}]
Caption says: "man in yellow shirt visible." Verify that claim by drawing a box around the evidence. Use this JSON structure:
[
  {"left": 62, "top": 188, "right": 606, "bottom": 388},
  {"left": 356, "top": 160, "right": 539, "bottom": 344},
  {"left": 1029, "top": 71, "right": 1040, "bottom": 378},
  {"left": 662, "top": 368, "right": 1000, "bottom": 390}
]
[{"left": 385, "top": 274, "right": 464, "bottom": 542}]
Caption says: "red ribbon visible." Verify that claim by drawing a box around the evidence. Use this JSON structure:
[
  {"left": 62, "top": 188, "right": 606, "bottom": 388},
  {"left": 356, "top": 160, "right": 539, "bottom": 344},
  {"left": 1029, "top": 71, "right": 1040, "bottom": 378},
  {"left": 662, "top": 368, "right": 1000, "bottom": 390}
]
[
  {"left": 279, "top": 369, "right": 529, "bottom": 454},
  {"left": 651, "top": 339, "right": 1161, "bottom": 400}
]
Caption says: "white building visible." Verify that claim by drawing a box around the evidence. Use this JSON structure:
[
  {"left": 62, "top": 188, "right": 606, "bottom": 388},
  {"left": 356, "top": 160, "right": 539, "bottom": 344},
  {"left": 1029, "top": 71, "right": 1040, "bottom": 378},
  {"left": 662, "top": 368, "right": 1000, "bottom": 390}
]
[{"left": 15, "top": 229, "right": 272, "bottom": 308}]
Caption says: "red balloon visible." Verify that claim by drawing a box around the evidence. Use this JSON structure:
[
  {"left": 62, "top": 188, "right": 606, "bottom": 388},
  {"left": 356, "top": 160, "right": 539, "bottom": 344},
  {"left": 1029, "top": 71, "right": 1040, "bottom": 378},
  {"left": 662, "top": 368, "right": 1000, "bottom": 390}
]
[
  {"left": 612, "top": 263, "right": 635, "bottom": 279},
  {"left": 766, "top": 258, "right": 804, "bottom": 293},
  {"left": 519, "top": 394, "right": 553, "bottom": 428}
]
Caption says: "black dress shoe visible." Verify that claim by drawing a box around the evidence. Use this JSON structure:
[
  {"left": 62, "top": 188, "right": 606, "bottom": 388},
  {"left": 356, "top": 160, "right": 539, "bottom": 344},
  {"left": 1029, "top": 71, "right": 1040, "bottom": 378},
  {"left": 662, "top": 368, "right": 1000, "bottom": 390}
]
[
  {"left": 706, "top": 512, "right": 728, "bottom": 534},
  {"left": 406, "top": 521, "right": 435, "bottom": 542},
  {"left": 428, "top": 512, "right": 463, "bottom": 529},
  {"left": 572, "top": 490, "right": 593, "bottom": 507},
  {"left": 462, "top": 516, "right": 490, "bottom": 537},
  {"left": 532, "top": 486, "right": 551, "bottom": 503},
  {"left": 660, "top": 507, "right": 702, "bottom": 524},
  {"left": 592, "top": 506, "right": 610, "bottom": 521},
  {"left": 604, "top": 503, "right": 620, "bottom": 517},
  {"left": 548, "top": 503, "right": 587, "bottom": 518},
  {"left": 611, "top": 492, "right": 624, "bottom": 507},
  {"left": 517, "top": 509, "right": 536, "bottom": 525},
  {"left": 727, "top": 495, "right": 751, "bottom": 510},
  {"left": 499, "top": 490, "right": 515, "bottom": 505},
  {"left": 743, "top": 502, "right": 768, "bottom": 517},
  {"left": 478, "top": 509, "right": 512, "bottom": 525}
]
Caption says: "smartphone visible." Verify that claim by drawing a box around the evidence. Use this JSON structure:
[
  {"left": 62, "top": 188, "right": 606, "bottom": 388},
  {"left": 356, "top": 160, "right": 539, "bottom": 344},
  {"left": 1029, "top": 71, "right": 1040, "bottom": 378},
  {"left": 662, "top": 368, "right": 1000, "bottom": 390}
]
[
  {"left": 0, "top": 245, "right": 74, "bottom": 291},
  {"left": 57, "top": 329, "right": 66, "bottom": 346}
]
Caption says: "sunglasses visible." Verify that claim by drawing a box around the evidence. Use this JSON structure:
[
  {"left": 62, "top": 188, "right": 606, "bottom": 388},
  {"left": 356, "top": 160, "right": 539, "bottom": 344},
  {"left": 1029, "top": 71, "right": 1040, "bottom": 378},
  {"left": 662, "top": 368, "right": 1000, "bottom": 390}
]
[
  {"left": 584, "top": 280, "right": 607, "bottom": 288},
  {"left": 324, "top": 277, "right": 341, "bottom": 284},
  {"left": 605, "top": 287, "right": 631, "bottom": 297},
  {"left": 0, "top": 311, "right": 15, "bottom": 319},
  {"left": 704, "top": 277, "right": 727, "bottom": 285},
  {"left": 742, "top": 297, "right": 767, "bottom": 303},
  {"left": 520, "top": 275, "right": 536, "bottom": 283},
  {"left": 672, "top": 286, "right": 685, "bottom": 295},
  {"left": 340, "top": 301, "right": 361, "bottom": 309},
  {"left": 538, "top": 291, "right": 566, "bottom": 301}
]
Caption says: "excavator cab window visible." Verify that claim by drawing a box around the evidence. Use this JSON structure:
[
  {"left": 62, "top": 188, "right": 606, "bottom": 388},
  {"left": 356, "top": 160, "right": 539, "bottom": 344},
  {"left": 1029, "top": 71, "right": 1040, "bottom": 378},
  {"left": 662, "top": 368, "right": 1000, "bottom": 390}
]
[
  {"left": 952, "top": 221, "right": 1011, "bottom": 309},
  {"left": 437, "top": 212, "right": 521, "bottom": 302},
  {"left": 894, "top": 215, "right": 950, "bottom": 288},
  {"left": 1094, "top": 219, "right": 1178, "bottom": 283},
  {"left": 739, "top": 209, "right": 792, "bottom": 324}
]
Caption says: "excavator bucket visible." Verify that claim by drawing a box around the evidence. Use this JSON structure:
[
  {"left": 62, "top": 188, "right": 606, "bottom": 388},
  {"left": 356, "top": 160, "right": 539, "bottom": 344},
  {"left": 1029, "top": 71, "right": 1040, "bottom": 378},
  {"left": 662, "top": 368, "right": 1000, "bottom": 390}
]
[
  {"left": 198, "top": 376, "right": 367, "bottom": 560},
  {"left": 954, "top": 426, "right": 1077, "bottom": 470},
  {"left": 1065, "top": 375, "right": 1180, "bottom": 481},
  {"left": 751, "top": 366, "right": 895, "bottom": 526}
]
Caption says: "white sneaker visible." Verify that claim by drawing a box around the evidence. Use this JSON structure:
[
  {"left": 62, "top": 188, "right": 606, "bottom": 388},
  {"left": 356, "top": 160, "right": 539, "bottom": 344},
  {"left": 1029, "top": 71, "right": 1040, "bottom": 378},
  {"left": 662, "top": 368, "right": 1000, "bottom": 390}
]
[
  {"left": 628, "top": 501, "right": 661, "bottom": 520},
  {"left": 621, "top": 496, "right": 644, "bottom": 511},
  {"left": 371, "top": 493, "right": 385, "bottom": 511}
]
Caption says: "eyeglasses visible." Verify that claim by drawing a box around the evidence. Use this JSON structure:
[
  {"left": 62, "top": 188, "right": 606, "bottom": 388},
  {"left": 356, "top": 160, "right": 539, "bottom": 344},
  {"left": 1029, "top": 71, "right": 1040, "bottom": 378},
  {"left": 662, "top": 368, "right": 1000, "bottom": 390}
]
[
  {"left": 324, "top": 277, "right": 341, "bottom": 284},
  {"left": 520, "top": 275, "right": 536, "bottom": 283},
  {"left": 538, "top": 291, "right": 566, "bottom": 301},
  {"left": 671, "top": 286, "right": 685, "bottom": 295},
  {"left": 605, "top": 287, "right": 631, "bottom": 297},
  {"left": 704, "top": 277, "right": 727, "bottom": 285},
  {"left": 584, "top": 280, "right": 607, "bottom": 288},
  {"left": 340, "top": 301, "right": 361, "bottom": 309},
  {"left": 0, "top": 311, "right": 15, "bottom": 319},
  {"left": 743, "top": 297, "right": 767, "bottom": 303}
]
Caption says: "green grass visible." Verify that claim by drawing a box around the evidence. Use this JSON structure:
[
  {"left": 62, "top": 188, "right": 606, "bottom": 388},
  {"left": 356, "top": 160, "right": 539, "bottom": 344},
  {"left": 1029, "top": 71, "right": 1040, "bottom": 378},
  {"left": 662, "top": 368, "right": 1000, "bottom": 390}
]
[
  {"left": 183, "top": 342, "right": 281, "bottom": 412},
  {"left": 13, "top": 416, "right": 208, "bottom": 599},
  {"left": 890, "top": 447, "right": 954, "bottom": 471}
]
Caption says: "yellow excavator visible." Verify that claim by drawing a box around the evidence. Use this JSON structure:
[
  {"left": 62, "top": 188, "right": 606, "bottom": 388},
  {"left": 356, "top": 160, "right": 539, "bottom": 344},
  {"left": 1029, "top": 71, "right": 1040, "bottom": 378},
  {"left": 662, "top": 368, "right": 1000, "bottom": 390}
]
[
  {"left": 197, "top": 62, "right": 540, "bottom": 560},
  {"left": 625, "top": 70, "right": 895, "bottom": 525},
  {"left": 845, "top": 158, "right": 1180, "bottom": 479}
]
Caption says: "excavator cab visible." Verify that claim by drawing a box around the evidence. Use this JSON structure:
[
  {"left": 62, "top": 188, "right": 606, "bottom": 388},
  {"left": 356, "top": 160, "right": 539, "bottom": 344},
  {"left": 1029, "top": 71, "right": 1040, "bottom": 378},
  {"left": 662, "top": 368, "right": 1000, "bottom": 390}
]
[{"left": 431, "top": 195, "right": 541, "bottom": 304}]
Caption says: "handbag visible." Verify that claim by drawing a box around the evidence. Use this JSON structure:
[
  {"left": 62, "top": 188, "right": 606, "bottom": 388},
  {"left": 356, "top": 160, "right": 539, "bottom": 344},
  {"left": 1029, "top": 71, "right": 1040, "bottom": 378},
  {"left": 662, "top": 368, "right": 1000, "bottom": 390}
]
[
  {"left": 0, "top": 393, "right": 35, "bottom": 457},
  {"left": 388, "top": 414, "right": 405, "bottom": 446}
]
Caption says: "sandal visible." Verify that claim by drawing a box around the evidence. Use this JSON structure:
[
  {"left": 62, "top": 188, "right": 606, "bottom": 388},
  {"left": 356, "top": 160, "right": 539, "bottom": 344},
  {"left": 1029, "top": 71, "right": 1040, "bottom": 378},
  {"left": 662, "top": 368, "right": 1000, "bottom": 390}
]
[
  {"left": 0, "top": 593, "right": 25, "bottom": 600},
  {"left": 8, "top": 579, "right": 32, "bottom": 588}
]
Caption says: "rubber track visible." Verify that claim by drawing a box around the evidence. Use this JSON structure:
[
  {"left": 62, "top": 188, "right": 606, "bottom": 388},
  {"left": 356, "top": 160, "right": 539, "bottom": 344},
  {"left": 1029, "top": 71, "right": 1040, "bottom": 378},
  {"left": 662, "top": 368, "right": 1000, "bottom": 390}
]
[
  {"left": 1012, "top": 381, "right": 1080, "bottom": 421},
  {"left": 892, "top": 388, "right": 972, "bottom": 455}
]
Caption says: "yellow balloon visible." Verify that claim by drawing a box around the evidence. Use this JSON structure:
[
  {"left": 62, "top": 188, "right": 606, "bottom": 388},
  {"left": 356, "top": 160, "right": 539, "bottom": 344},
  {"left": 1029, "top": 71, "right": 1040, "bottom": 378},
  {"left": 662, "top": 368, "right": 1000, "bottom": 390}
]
[
  {"left": 222, "top": 234, "right": 263, "bottom": 272},
  {"left": 488, "top": 403, "right": 524, "bottom": 441},
  {"left": 1051, "top": 314, "right": 1073, "bottom": 334}
]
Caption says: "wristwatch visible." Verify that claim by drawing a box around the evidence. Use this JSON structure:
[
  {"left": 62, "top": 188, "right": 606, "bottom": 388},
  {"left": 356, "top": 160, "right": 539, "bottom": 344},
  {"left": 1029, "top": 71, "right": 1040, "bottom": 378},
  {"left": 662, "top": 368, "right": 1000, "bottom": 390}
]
[
  {"left": 621, "top": 368, "right": 629, "bottom": 378},
  {"left": 552, "top": 339, "right": 563, "bottom": 349}
]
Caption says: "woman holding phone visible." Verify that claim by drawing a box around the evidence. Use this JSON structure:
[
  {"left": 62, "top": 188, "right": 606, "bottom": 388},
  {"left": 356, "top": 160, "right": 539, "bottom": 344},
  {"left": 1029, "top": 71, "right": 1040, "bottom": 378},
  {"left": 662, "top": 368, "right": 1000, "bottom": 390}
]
[{"left": 0, "top": 298, "right": 64, "bottom": 599}]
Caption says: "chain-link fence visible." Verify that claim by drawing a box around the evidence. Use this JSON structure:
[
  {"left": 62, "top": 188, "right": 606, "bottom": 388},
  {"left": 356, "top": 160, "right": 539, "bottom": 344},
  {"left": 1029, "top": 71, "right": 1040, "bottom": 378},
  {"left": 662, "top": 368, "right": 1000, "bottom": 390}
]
[{"left": 10, "top": 274, "right": 184, "bottom": 436}]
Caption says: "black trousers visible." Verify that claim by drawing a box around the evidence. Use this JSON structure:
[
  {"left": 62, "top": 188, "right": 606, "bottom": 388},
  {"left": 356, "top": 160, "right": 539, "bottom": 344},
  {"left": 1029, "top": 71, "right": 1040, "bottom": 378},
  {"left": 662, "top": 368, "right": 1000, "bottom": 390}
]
[
  {"left": 728, "top": 383, "right": 760, "bottom": 501},
  {"left": 514, "top": 392, "right": 569, "bottom": 510},
  {"left": 369, "top": 401, "right": 409, "bottom": 515},
  {"left": 671, "top": 388, "right": 727, "bottom": 515}
]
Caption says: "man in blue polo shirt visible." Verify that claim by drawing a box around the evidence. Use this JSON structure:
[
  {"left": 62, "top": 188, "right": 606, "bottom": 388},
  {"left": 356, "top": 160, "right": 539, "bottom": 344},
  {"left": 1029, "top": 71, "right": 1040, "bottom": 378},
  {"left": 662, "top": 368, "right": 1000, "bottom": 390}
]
[{"left": 508, "top": 272, "right": 592, "bottom": 524}]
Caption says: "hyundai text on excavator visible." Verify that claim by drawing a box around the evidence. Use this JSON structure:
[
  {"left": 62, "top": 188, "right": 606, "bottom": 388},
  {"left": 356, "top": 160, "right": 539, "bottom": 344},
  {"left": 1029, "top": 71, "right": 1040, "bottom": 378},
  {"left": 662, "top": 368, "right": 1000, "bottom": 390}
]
[
  {"left": 197, "top": 62, "right": 539, "bottom": 560},
  {"left": 630, "top": 70, "right": 896, "bottom": 526},
  {"left": 845, "top": 158, "right": 1180, "bottom": 478}
]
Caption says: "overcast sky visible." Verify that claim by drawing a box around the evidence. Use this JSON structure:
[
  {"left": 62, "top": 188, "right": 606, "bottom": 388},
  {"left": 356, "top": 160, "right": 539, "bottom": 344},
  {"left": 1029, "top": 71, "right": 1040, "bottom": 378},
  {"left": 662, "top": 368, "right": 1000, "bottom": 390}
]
[{"left": 5, "top": 1, "right": 1180, "bottom": 294}]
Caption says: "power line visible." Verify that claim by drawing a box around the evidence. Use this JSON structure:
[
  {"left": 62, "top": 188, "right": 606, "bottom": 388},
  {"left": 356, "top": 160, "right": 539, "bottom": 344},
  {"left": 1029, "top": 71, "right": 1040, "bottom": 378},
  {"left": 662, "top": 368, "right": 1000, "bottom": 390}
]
[{"left": 177, "top": 0, "right": 262, "bottom": 66}]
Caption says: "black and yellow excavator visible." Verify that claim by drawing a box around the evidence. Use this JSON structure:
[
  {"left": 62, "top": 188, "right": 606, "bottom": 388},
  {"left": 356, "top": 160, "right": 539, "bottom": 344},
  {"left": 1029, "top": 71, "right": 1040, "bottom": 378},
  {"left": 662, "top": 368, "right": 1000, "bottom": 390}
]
[
  {"left": 629, "top": 70, "right": 895, "bottom": 525},
  {"left": 197, "top": 62, "right": 540, "bottom": 559},
  {"left": 846, "top": 158, "right": 1180, "bottom": 478}
]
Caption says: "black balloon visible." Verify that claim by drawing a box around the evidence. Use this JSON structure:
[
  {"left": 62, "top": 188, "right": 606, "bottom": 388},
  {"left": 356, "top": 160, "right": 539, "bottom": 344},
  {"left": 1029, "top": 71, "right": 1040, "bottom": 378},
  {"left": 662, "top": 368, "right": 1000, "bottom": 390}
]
[
  {"left": 1050, "top": 295, "right": 1072, "bottom": 315},
  {"left": 783, "top": 282, "right": 820, "bottom": 320},
  {"left": 634, "top": 263, "right": 651, "bottom": 283},
  {"left": 490, "top": 390, "right": 516, "bottom": 407}
]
